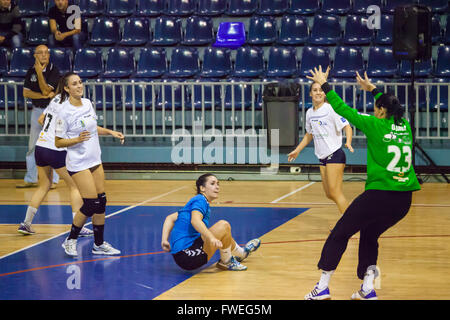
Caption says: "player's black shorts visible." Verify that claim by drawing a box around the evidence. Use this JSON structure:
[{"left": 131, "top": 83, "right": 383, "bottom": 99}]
[
  {"left": 319, "top": 148, "right": 346, "bottom": 166},
  {"left": 35, "top": 146, "right": 67, "bottom": 169},
  {"left": 172, "top": 236, "right": 208, "bottom": 271}
]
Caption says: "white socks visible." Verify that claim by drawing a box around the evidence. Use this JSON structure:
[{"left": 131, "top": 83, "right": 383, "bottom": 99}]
[
  {"left": 363, "top": 269, "right": 375, "bottom": 292},
  {"left": 24, "top": 206, "right": 38, "bottom": 225},
  {"left": 220, "top": 246, "right": 232, "bottom": 264},
  {"left": 317, "top": 270, "right": 334, "bottom": 290},
  {"left": 231, "top": 242, "right": 246, "bottom": 259}
]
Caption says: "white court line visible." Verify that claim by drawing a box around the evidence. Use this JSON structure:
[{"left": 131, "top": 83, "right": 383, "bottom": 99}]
[
  {"left": 270, "top": 181, "right": 316, "bottom": 204},
  {"left": 0, "top": 185, "right": 187, "bottom": 260}
]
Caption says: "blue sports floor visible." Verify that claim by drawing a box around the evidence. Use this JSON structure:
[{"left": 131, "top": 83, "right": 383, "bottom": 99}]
[{"left": 0, "top": 204, "right": 307, "bottom": 300}]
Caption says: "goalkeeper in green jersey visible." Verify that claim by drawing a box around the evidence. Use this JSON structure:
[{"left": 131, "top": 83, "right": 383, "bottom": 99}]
[{"left": 304, "top": 66, "right": 421, "bottom": 300}]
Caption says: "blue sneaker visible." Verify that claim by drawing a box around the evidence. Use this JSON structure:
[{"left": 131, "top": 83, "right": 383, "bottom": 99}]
[
  {"left": 216, "top": 256, "right": 247, "bottom": 271},
  {"left": 305, "top": 283, "right": 331, "bottom": 300},
  {"left": 351, "top": 285, "right": 378, "bottom": 300},
  {"left": 18, "top": 222, "right": 35, "bottom": 235},
  {"left": 236, "top": 238, "right": 261, "bottom": 262}
]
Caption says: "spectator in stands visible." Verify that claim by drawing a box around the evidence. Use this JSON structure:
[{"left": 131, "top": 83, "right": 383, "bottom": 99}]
[
  {"left": 17, "top": 45, "right": 61, "bottom": 188},
  {"left": 0, "top": 0, "right": 23, "bottom": 48},
  {"left": 48, "top": 0, "right": 84, "bottom": 50}
]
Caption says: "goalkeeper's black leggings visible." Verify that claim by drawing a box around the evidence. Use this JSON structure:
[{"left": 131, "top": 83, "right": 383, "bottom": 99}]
[{"left": 318, "top": 189, "right": 413, "bottom": 279}]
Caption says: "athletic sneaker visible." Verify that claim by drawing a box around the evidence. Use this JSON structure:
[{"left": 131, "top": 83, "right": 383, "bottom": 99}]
[
  {"left": 304, "top": 283, "right": 331, "bottom": 300},
  {"left": 79, "top": 227, "right": 93, "bottom": 237},
  {"left": 236, "top": 238, "right": 261, "bottom": 262},
  {"left": 92, "top": 241, "right": 121, "bottom": 255},
  {"left": 216, "top": 256, "right": 247, "bottom": 271},
  {"left": 351, "top": 285, "right": 378, "bottom": 300},
  {"left": 18, "top": 222, "right": 35, "bottom": 235},
  {"left": 62, "top": 238, "right": 78, "bottom": 257}
]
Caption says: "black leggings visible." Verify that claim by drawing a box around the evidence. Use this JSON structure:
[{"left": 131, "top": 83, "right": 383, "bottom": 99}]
[{"left": 318, "top": 189, "right": 413, "bottom": 280}]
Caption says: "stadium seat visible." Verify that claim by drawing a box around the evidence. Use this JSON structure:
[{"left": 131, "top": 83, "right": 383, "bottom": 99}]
[
  {"left": 321, "top": 0, "right": 351, "bottom": 15},
  {"left": 89, "top": 17, "right": 120, "bottom": 46},
  {"left": 0, "top": 79, "right": 26, "bottom": 108},
  {"left": 166, "top": 0, "right": 196, "bottom": 16},
  {"left": 418, "top": 0, "right": 449, "bottom": 13},
  {"left": 266, "top": 47, "right": 298, "bottom": 78},
  {"left": 157, "top": 80, "right": 189, "bottom": 110},
  {"left": 213, "top": 22, "right": 246, "bottom": 49},
  {"left": 103, "top": 48, "right": 135, "bottom": 78},
  {"left": 328, "top": 78, "right": 358, "bottom": 107},
  {"left": 309, "top": 14, "right": 341, "bottom": 45},
  {"left": 374, "top": 15, "right": 394, "bottom": 45},
  {"left": 224, "top": 79, "right": 254, "bottom": 110},
  {"left": 106, "top": 0, "right": 136, "bottom": 17},
  {"left": 16, "top": 0, "right": 46, "bottom": 17},
  {"left": 434, "top": 46, "right": 450, "bottom": 77},
  {"left": 197, "top": 0, "right": 227, "bottom": 16},
  {"left": 89, "top": 79, "right": 122, "bottom": 110},
  {"left": 73, "top": 48, "right": 103, "bottom": 78},
  {"left": 123, "top": 80, "right": 156, "bottom": 109},
  {"left": 168, "top": 47, "right": 199, "bottom": 78},
  {"left": 151, "top": 16, "right": 182, "bottom": 46},
  {"left": 247, "top": 16, "right": 277, "bottom": 45},
  {"left": 233, "top": 46, "right": 265, "bottom": 78},
  {"left": 429, "top": 78, "right": 449, "bottom": 110},
  {"left": 445, "top": 16, "right": 450, "bottom": 44},
  {"left": 287, "top": 0, "right": 320, "bottom": 15},
  {"left": 26, "top": 18, "right": 50, "bottom": 46},
  {"left": 192, "top": 80, "right": 222, "bottom": 110},
  {"left": 134, "top": 47, "right": 167, "bottom": 78},
  {"left": 136, "top": 0, "right": 164, "bottom": 16},
  {"left": 382, "top": 0, "right": 413, "bottom": 14},
  {"left": 182, "top": 16, "right": 214, "bottom": 46},
  {"left": 277, "top": 15, "right": 309, "bottom": 45},
  {"left": 201, "top": 47, "right": 232, "bottom": 78},
  {"left": 258, "top": 0, "right": 289, "bottom": 15},
  {"left": 0, "top": 48, "right": 8, "bottom": 76},
  {"left": 120, "top": 17, "right": 151, "bottom": 46},
  {"left": 367, "top": 46, "right": 398, "bottom": 78},
  {"left": 7, "top": 48, "right": 34, "bottom": 78},
  {"left": 331, "top": 46, "right": 364, "bottom": 78},
  {"left": 49, "top": 48, "right": 72, "bottom": 74},
  {"left": 343, "top": 15, "right": 374, "bottom": 45},
  {"left": 78, "top": 0, "right": 105, "bottom": 17},
  {"left": 226, "top": 0, "right": 258, "bottom": 16},
  {"left": 400, "top": 59, "right": 433, "bottom": 78},
  {"left": 431, "top": 14, "right": 442, "bottom": 44},
  {"left": 298, "top": 46, "right": 331, "bottom": 78},
  {"left": 351, "top": 0, "right": 382, "bottom": 14}
]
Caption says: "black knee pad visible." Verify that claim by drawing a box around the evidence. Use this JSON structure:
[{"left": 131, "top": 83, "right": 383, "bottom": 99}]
[
  {"left": 98, "top": 192, "right": 106, "bottom": 213},
  {"left": 80, "top": 198, "right": 101, "bottom": 217}
]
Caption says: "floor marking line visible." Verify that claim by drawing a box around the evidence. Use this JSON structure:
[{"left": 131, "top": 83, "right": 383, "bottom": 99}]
[{"left": 270, "top": 182, "right": 316, "bottom": 203}]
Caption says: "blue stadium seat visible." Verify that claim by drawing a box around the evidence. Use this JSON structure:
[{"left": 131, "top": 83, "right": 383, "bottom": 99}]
[
  {"left": 445, "top": 17, "right": 450, "bottom": 44},
  {"left": 168, "top": 47, "right": 199, "bottom": 78},
  {"left": 288, "top": 0, "right": 320, "bottom": 15},
  {"left": 49, "top": 48, "right": 72, "bottom": 74},
  {"left": 134, "top": 47, "right": 167, "bottom": 78},
  {"left": 166, "top": 0, "right": 196, "bottom": 16},
  {"left": 382, "top": 0, "right": 413, "bottom": 14},
  {"left": 351, "top": 0, "right": 382, "bottom": 14},
  {"left": 418, "top": 0, "right": 449, "bottom": 13},
  {"left": 157, "top": 80, "right": 189, "bottom": 110},
  {"left": 197, "top": 0, "right": 227, "bottom": 16},
  {"left": 258, "top": 0, "right": 289, "bottom": 15},
  {"left": 277, "top": 15, "right": 309, "bottom": 45},
  {"left": 247, "top": 16, "right": 277, "bottom": 45},
  {"left": 136, "top": 0, "right": 164, "bottom": 16},
  {"left": 78, "top": 0, "right": 105, "bottom": 17},
  {"left": 73, "top": 48, "right": 103, "bottom": 78},
  {"left": 182, "top": 16, "right": 214, "bottom": 46},
  {"left": 321, "top": 0, "right": 351, "bottom": 15},
  {"left": 213, "top": 22, "right": 246, "bottom": 49},
  {"left": 233, "top": 46, "right": 265, "bottom": 78},
  {"left": 192, "top": 80, "right": 222, "bottom": 110},
  {"left": 374, "top": 15, "right": 393, "bottom": 45},
  {"left": 226, "top": 0, "right": 258, "bottom": 16},
  {"left": 328, "top": 78, "right": 358, "bottom": 107},
  {"left": 343, "top": 15, "right": 374, "bottom": 45},
  {"left": 266, "top": 47, "right": 298, "bottom": 78},
  {"left": 89, "top": 17, "right": 120, "bottom": 46},
  {"left": 0, "top": 79, "right": 26, "bottom": 108},
  {"left": 16, "top": 0, "right": 46, "bottom": 17},
  {"left": 103, "top": 48, "right": 135, "bottom": 78},
  {"left": 151, "top": 16, "right": 182, "bottom": 46},
  {"left": 367, "top": 46, "right": 398, "bottom": 78},
  {"left": 298, "top": 46, "right": 331, "bottom": 77},
  {"left": 107, "top": 0, "right": 136, "bottom": 17},
  {"left": 431, "top": 14, "right": 442, "bottom": 44},
  {"left": 309, "top": 14, "right": 341, "bottom": 45},
  {"left": 26, "top": 18, "right": 50, "bottom": 46},
  {"left": 434, "top": 46, "right": 450, "bottom": 77},
  {"left": 0, "top": 48, "right": 8, "bottom": 76},
  {"left": 123, "top": 80, "right": 155, "bottom": 109},
  {"left": 400, "top": 59, "right": 433, "bottom": 78},
  {"left": 89, "top": 79, "right": 122, "bottom": 110},
  {"left": 429, "top": 78, "right": 449, "bottom": 110},
  {"left": 120, "top": 17, "right": 151, "bottom": 46},
  {"left": 224, "top": 80, "right": 254, "bottom": 110},
  {"left": 7, "top": 48, "right": 34, "bottom": 78},
  {"left": 201, "top": 47, "right": 232, "bottom": 78},
  {"left": 331, "top": 46, "right": 364, "bottom": 78}
]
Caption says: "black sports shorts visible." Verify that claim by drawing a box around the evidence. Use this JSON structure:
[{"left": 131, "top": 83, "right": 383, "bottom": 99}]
[
  {"left": 35, "top": 146, "right": 67, "bottom": 169},
  {"left": 319, "top": 147, "right": 346, "bottom": 166},
  {"left": 172, "top": 236, "right": 208, "bottom": 271}
]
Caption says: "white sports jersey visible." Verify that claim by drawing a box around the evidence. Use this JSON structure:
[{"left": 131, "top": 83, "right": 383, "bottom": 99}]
[
  {"left": 55, "top": 98, "right": 102, "bottom": 172},
  {"left": 305, "top": 102, "right": 349, "bottom": 160},
  {"left": 36, "top": 94, "right": 66, "bottom": 151}
]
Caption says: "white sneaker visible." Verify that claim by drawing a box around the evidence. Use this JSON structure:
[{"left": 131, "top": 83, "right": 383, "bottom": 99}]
[
  {"left": 62, "top": 238, "right": 78, "bottom": 257},
  {"left": 79, "top": 227, "right": 94, "bottom": 237},
  {"left": 92, "top": 241, "right": 121, "bottom": 255}
]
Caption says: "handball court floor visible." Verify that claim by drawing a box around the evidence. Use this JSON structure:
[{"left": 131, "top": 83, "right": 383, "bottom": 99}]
[{"left": 0, "top": 179, "right": 449, "bottom": 300}]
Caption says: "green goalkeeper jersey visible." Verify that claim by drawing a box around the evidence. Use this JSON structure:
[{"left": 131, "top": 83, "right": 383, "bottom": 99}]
[{"left": 322, "top": 84, "right": 421, "bottom": 192}]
